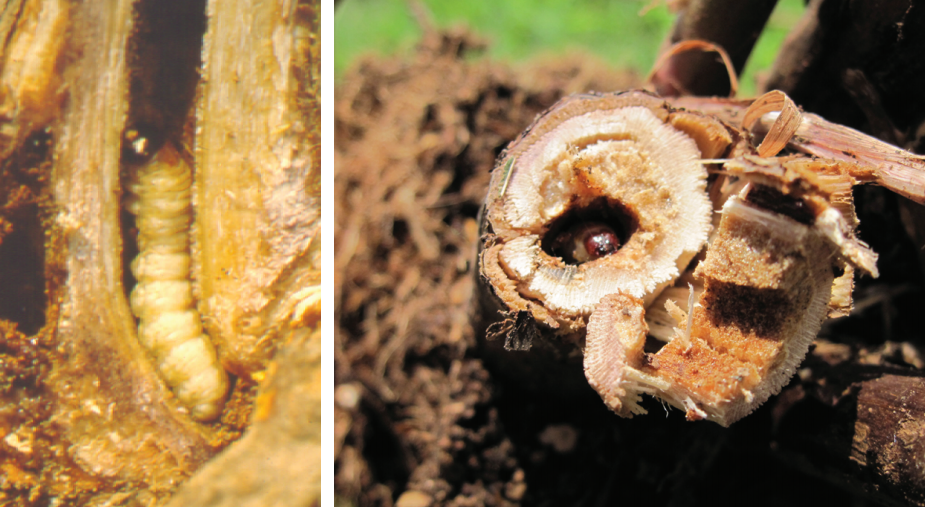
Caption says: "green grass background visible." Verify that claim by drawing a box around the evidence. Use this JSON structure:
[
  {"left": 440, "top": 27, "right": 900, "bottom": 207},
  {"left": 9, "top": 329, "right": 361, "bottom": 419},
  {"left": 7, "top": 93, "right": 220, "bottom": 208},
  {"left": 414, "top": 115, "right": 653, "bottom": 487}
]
[{"left": 335, "top": 0, "right": 804, "bottom": 97}]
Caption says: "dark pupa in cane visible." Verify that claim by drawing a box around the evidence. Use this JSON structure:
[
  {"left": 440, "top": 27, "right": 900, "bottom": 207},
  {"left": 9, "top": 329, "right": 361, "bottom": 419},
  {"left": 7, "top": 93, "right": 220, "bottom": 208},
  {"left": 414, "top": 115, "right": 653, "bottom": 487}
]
[{"left": 544, "top": 199, "right": 635, "bottom": 265}]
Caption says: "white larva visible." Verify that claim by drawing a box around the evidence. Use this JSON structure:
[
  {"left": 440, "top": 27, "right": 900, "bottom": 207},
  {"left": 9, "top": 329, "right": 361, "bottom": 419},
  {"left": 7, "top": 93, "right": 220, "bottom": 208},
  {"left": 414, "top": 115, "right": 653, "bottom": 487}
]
[{"left": 125, "top": 142, "right": 228, "bottom": 421}]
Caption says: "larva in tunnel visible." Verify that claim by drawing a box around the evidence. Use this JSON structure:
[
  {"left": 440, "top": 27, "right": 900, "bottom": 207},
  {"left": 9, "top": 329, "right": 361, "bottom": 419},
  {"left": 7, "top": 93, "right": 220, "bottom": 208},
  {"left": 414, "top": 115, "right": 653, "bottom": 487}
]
[{"left": 125, "top": 141, "right": 228, "bottom": 421}]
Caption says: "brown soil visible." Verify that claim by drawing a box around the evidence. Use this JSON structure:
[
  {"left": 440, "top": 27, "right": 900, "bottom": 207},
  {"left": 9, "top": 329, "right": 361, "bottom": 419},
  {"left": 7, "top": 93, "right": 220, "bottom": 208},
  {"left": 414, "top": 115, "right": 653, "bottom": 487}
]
[{"left": 334, "top": 29, "right": 925, "bottom": 507}]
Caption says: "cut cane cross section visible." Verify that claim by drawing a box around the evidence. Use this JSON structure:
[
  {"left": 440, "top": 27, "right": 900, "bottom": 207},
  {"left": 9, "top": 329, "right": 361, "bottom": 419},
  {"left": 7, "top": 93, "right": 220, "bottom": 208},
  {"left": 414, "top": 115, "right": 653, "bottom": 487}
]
[{"left": 481, "top": 91, "right": 728, "bottom": 334}]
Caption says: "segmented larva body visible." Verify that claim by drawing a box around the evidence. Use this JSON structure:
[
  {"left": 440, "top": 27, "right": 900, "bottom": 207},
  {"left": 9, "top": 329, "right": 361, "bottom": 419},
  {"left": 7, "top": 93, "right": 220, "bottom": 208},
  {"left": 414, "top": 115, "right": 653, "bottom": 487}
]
[{"left": 125, "top": 143, "right": 228, "bottom": 421}]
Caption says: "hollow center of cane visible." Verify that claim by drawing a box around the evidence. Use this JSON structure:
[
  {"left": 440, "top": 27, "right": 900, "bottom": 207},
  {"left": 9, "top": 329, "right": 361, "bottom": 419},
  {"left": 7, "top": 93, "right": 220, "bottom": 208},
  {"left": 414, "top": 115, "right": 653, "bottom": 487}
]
[{"left": 542, "top": 198, "right": 637, "bottom": 265}]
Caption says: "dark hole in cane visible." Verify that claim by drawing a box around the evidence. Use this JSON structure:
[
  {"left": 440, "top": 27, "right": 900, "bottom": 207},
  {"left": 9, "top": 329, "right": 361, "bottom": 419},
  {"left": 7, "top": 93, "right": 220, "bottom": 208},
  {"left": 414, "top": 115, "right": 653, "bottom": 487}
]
[{"left": 541, "top": 198, "right": 638, "bottom": 265}]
